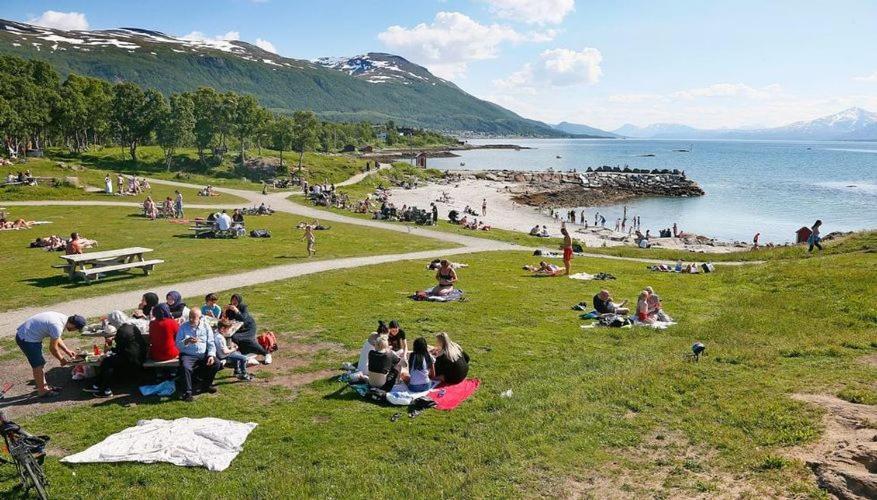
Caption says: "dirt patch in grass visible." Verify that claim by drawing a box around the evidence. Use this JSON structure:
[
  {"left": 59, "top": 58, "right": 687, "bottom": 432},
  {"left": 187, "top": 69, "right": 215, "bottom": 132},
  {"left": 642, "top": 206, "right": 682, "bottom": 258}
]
[
  {"left": 788, "top": 394, "right": 877, "bottom": 499},
  {"left": 858, "top": 353, "right": 877, "bottom": 368},
  {"left": 560, "top": 430, "right": 771, "bottom": 498}
]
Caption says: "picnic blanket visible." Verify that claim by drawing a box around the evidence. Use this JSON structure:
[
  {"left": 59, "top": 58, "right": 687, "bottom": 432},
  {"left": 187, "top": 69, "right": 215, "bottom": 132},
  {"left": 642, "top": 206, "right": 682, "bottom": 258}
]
[
  {"left": 632, "top": 318, "right": 677, "bottom": 330},
  {"left": 428, "top": 289, "right": 465, "bottom": 302},
  {"left": 568, "top": 272, "right": 594, "bottom": 280},
  {"left": 428, "top": 379, "right": 480, "bottom": 410},
  {"left": 61, "top": 418, "right": 257, "bottom": 471}
]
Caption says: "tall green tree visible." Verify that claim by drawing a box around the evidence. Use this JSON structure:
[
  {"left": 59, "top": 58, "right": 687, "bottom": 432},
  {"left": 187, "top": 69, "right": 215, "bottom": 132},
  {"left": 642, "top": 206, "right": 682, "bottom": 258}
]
[
  {"left": 157, "top": 93, "right": 195, "bottom": 171},
  {"left": 111, "top": 83, "right": 165, "bottom": 161},
  {"left": 385, "top": 119, "right": 397, "bottom": 146},
  {"left": 190, "top": 87, "right": 221, "bottom": 162},
  {"left": 269, "top": 115, "right": 293, "bottom": 173},
  {"left": 230, "top": 94, "right": 264, "bottom": 163},
  {"left": 291, "top": 110, "right": 319, "bottom": 171}
]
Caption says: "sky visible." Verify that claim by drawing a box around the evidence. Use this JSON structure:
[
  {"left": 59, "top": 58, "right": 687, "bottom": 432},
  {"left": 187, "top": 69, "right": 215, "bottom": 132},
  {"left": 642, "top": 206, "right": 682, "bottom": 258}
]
[{"left": 5, "top": 0, "right": 877, "bottom": 130}]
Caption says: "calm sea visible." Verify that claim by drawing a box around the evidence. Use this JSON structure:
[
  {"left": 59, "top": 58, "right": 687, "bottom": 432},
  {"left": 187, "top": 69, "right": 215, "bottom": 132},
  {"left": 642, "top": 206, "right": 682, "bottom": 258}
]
[{"left": 429, "top": 138, "right": 877, "bottom": 244}]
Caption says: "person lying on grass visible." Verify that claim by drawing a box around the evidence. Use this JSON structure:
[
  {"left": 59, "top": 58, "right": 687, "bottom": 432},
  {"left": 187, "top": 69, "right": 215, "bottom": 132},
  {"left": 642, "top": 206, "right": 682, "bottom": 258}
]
[
  {"left": 593, "top": 289, "right": 630, "bottom": 316},
  {"left": 0, "top": 218, "right": 34, "bottom": 230},
  {"left": 431, "top": 259, "right": 458, "bottom": 296},
  {"left": 431, "top": 332, "right": 469, "bottom": 385},
  {"left": 524, "top": 261, "right": 563, "bottom": 276}
]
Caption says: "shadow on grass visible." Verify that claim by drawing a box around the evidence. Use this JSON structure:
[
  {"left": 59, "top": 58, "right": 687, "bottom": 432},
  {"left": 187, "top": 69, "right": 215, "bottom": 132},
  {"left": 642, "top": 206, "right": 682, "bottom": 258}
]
[{"left": 21, "top": 273, "right": 142, "bottom": 290}]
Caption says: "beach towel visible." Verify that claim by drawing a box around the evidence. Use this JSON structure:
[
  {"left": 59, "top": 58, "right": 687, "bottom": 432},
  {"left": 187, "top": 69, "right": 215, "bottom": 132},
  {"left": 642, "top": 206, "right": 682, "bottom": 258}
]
[
  {"left": 61, "top": 417, "right": 257, "bottom": 471},
  {"left": 632, "top": 319, "right": 677, "bottom": 330},
  {"left": 428, "top": 379, "right": 480, "bottom": 410},
  {"left": 385, "top": 380, "right": 438, "bottom": 406},
  {"left": 568, "top": 272, "right": 594, "bottom": 280},
  {"left": 413, "top": 288, "right": 465, "bottom": 302},
  {"left": 139, "top": 380, "right": 176, "bottom": 397}
]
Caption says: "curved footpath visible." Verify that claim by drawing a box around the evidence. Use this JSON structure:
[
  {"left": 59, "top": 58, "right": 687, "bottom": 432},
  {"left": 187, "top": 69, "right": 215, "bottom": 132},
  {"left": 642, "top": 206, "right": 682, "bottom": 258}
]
[{"left": 0, "top": 176, "right": 760, "bottom": 334}]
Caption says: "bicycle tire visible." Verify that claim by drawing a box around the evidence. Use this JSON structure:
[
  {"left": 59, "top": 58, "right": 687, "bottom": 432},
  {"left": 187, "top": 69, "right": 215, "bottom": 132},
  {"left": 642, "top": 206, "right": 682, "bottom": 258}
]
[{"left": 15, "top": 448, "right": 49, "bottom": 500}]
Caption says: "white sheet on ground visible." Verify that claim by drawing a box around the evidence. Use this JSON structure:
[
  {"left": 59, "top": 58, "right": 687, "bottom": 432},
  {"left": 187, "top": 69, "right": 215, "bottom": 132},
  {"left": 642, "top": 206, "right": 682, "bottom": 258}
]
[
  {"left": 568, "top": 272, "right": 594, "bottom": 280},
  {"left": 632, "top": 318, "right": 677, "bottom": 330},
  {"left": 61, "top": 417, "right": 257, "bottom": 471},
  {"left": 385, "top": 380, "right": 438, "bottom": 406}
]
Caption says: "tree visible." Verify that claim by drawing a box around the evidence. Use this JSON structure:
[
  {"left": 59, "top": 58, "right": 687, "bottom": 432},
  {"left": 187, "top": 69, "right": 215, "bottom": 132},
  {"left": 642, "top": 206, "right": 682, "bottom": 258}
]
[
  {"left": 111, "top": 83, "right": 165, "bottom": 161},
  {"left": 190, "top": 87, "right": 221, "bottom": 162},
  {"left": 230, "top": 94, "right": 264, "bottom": 163},
  {"left": 269, "top": 115, "right": 293, "bottom": 173},
  {"left": 157, "top": 93, "right": 195, "bottom": 171},
  {"left": 385, "top": 119, "right": 397, "bottom": 146},
  {"left": 291, "top": 110, "right": 319, "bottom": 172}
]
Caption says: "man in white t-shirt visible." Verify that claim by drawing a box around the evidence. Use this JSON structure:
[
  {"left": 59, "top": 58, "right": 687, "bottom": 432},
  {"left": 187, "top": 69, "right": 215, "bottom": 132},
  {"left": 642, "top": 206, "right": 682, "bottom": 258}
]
[
  {"left": 215, "top": 210, "right": 233, "bottom": 231},
  {"left": 16, "top": 312, "right": 85, "bottom": 397}
]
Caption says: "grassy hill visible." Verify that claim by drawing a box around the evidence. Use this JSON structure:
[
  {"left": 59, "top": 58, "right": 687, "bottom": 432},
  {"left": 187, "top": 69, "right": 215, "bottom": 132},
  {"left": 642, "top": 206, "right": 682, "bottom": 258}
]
[{"left": 0, "top": 20, "right": 563, "bottom": 136}]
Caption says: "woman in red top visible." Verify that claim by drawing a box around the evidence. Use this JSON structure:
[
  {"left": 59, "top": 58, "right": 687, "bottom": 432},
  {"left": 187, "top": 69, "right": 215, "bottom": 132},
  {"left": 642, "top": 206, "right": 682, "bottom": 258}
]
[{"left": 148, "top": 304, "right": 179, "bottom": 361}]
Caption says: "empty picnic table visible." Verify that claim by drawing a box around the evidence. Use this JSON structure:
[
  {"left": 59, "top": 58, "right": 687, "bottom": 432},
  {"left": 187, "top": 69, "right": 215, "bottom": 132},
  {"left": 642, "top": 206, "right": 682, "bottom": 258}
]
[{"left": 58, "top": 247, "right": 164, "bottom": 283}]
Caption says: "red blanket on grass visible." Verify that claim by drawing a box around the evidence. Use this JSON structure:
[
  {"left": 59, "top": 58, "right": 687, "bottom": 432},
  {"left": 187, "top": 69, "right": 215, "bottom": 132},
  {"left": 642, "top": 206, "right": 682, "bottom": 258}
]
[{"left": 428, "top": 379, "right": 480, "bottom": 410}]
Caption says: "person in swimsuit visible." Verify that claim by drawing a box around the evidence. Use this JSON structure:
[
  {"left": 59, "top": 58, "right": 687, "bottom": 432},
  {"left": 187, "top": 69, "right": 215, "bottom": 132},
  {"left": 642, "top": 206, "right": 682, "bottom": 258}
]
[
  {"left": 636, "top": 291, "right": 655, "bottom": 324},
  {"left": 431, "top": 259, "right": 458, "bottom": 296},
  {"left": 302, "top": 224, "right": 316, "bottom": 257},
  {"left": 561, "top": 227, "right": 573, "bottom": 275}
]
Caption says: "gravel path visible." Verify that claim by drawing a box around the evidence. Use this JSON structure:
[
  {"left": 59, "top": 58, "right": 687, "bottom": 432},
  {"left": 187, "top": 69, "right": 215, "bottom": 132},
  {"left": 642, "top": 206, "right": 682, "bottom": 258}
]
[{"left": 0, "top": 175, "right": 760, "bottom": 334}]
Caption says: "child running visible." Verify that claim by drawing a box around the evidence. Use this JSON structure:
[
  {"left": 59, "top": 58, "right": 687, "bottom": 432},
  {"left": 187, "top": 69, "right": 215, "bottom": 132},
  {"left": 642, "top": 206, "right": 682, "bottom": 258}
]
[{"left": 301, "top": 224, "right": 316, "bottom": 257}]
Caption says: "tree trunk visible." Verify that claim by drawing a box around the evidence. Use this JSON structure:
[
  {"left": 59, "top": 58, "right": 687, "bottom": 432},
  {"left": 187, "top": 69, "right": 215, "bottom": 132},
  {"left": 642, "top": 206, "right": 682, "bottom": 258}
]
[
  {"left": 297, "top": 150, "right": 304, "bottom": 169},
  {"left": 240, "top": 135, "right": 246, "bottom": 164},
  {"left": 129, "top": 141, "right": 137, "bottom": 162},
  {"left": 279, "top": 148, "right": 283, "bottom": 167}
]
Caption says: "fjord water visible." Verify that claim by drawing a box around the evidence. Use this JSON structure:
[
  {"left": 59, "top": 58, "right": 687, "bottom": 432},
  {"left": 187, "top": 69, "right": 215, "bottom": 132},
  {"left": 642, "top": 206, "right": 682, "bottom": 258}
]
[{"left": 430, "top": 139, "right": 877, "bottom": 244}]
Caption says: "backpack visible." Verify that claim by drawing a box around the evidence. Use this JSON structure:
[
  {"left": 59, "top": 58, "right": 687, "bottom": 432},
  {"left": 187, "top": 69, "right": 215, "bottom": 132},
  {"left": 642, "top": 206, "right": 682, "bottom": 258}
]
[
  {"left": 701, "top": 263, "right": 715, "bottom": 273},
  {"left": 257, "top": 331, "right": 278, "bottom": 352},
  {"left": 599, "top": 314, "right": 631, "bottom": 328},
  {"left": 250, "top": 229, "right": 271, "bottom": 238}
]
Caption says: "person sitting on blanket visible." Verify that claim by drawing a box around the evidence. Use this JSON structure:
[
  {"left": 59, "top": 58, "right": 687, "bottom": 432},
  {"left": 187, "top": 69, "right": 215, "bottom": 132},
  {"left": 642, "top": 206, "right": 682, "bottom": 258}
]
[
  {"left": 635, "top": 291, "right": 655, "bottom": 325},
  {"left": 431, "top": 260, "right": 458, "bottom": 296},
  {"left": 201, "top": 293, "right": 222, "bottom": 318},
  {"left": 175, "top": 309, "right": 218, "bottom": 402},
  {"left": 367, "top": 335, "right": 400, "bottom": 390},
  {"left": 215, "top": 321, "right": 252, "bottom": 381},
  {"left": 644, "top": 287, "right": 673, "bottom": 322},
  {"left": 402, "top": 337, "right": 435, "bottom": 392},
  {"left": 387, "top": 320, "right": 407, "bottom": 354},
  {"left": 132, "top": 292, "right": 159, "bottom": 320},
  {"left": 148, "top": 304, "right": 179, "bottom": 362},
  {"left": 85, "top": 321, "right": 148, "bottom": 398},
  {"left": 232, "top": 209, "right": 245, "bottom": 224},
  {"left": 224, "top": 293, "right": 272, "bottom": 364},
  {"left": 432, "top": 332, "right": 469, "bottom": 385},
  {"left": 165, "top": 291, "right": 189, "bottom": 321},
  {"left": 593, "top": 289, "right": 630, "bottom": 316}
]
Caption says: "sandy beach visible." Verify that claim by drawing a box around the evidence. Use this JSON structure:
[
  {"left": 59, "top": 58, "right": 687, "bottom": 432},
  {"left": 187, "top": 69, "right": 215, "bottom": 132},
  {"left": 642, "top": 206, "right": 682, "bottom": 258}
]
[{"left": 388, "top": 179, "right": 750, "bottom": 254}]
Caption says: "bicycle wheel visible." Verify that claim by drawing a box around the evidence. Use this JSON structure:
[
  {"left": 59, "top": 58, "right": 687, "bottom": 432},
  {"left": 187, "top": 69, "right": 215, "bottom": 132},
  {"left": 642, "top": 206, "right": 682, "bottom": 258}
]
[{"left": 16, "top": 450, "right": 49, "bottom": 500}]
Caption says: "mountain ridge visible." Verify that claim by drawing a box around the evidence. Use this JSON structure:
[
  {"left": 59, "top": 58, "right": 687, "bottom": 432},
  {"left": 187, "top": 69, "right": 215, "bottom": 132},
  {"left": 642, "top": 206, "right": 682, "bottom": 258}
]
[{"left": 0, "top": 19, "right": 564, "bottom": 137}]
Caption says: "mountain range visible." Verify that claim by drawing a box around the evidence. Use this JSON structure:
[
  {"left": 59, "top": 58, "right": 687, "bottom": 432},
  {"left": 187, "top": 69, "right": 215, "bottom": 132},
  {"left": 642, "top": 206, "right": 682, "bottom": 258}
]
[
  {"left": 0, "top": 19, "right": 563, "bottom": 136},
  {"left": 609, "top": 108, "right": 877, "bottom": 141}
]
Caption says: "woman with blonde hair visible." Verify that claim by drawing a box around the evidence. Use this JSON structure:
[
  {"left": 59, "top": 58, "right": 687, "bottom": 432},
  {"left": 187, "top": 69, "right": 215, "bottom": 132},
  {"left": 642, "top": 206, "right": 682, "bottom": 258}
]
[
  {"left": 433, "top": 332, "right": 470, "bottom": 384},
  {"left": 367, "top": 335, "right": 401, "bottom": 390},
  {"left": 636, "top": 291, "right": 655, "bottom": 325}
]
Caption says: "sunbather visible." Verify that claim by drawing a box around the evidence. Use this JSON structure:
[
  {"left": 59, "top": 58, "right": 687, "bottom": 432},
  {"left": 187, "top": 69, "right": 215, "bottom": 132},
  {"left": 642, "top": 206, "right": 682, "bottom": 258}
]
[
  {"left": 644, "top": 286, "right": 673, "bottom": 322},
  {"left": 635, "top": 291, "right": 655, "bottom": 325},
  {"left": 432, "top": 332, "right": 469, "bottom": 385},
  {"left": 65, "top": 232, "right": 83, "bottom": 255},
  {"left": 593, "top": 289, "right": 630, "bottom": 316},
  {"left": 431, "top": 259, "right": 458, "bottom": 296},
  {"left": 526, "top": 261, "right": 563, "bottom": 276}
]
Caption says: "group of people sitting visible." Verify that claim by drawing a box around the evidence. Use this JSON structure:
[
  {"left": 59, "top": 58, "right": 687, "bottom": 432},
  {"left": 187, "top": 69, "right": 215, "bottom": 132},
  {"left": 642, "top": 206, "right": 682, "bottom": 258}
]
[
  {"left": 649, "top": 260, "right": 710, "bottom": 273},
  {"left": 197, "top": 185, "right": 220, "bottom": 197},
  {"left": 529, "top": 225, "right": 551, "bottom": 238},
  {"left": 142, "top": 195, "right": 182, "bottom": 220},
  {"left": 349, "top": 321, "right": 471, "bottom": 392},
  {"left": 5, "top": 170, "right": 35, "bottom": 185},
  {"left": 29, "top": 232, "right": 97, "bottom": 253},
  {"left": 592, "top": 287, "right": 672, "bottom": 325},
  {"left": 82, "top": 291, "right": 273, "bottom": 401},
  {"left": 107, "top": 174, "right": 150, "bottom": 196}
]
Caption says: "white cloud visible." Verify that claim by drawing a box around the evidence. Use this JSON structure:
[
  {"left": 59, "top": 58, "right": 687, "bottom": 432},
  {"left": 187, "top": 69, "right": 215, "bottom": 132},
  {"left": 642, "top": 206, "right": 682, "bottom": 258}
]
[
  {"left": 484, "top": 0, "right": 575, "bottom": 25},
  {"left": 672, "top": 82, "right": 782, "bottom": 100},
  {"left": 254, "top": 38, "right": 276, "bottom": 53},
  {"left": 378, "top": 11, "right": 554, "bottom": 79},
  {"left": 853, "top": 71, "right": 877, "bottom": 83},
  {"left": 181, "top": 30, "right": 240, "bottom": 43},
  {"left": 495, "top": 47, "right": 603, "bottom": 89},
  {"left": 27, "top": 10, "right": 89, "bottom": 31}
]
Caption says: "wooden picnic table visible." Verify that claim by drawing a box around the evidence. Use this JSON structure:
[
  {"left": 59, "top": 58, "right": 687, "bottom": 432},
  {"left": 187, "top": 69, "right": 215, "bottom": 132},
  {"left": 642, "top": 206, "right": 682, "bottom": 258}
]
[{"left": 58, "top": 247, "right": 163, "bottom": 283}]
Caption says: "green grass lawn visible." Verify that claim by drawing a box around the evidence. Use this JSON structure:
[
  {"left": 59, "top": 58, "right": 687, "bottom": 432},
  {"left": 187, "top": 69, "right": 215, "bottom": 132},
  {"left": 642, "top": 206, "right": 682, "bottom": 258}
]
[
  {"left": 0, "top": 205, "right": 456, "bottom": 311},
  {"left": 1, "top": 158, "right": 246, "bottom": 205},
  {"left": 6, "top": 246, "right": 874, "bottom": 497}
]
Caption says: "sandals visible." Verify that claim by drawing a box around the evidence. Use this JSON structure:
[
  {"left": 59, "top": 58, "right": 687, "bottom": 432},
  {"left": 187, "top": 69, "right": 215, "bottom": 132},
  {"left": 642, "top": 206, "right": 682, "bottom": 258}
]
[{"left": 37, "top": 390, "right": 60, "bottom": 399}]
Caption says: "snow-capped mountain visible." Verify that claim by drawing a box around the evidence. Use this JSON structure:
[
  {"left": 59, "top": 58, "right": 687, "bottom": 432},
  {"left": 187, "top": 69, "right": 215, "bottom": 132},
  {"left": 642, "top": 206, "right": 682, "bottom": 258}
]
[
  {"left": 612, "top": 108, "right": 877, "bottom": 141},
  {"left": 315, "top": 53, "right": 448, "bottom": 86}
]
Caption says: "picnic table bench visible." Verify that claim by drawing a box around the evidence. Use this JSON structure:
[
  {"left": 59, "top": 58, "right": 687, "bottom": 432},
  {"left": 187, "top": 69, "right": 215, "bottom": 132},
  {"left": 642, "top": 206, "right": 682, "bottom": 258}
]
[
  {"left": 58, "top": 247, "right": 163, "bottom": 283},
  {"left": 189, "top": 220, "right": 243, "bottom": 239}
]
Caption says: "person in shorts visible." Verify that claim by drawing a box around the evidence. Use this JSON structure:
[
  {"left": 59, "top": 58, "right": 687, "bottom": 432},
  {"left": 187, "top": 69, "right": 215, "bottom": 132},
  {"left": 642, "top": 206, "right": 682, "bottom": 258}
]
[{"left": 16, "top": 312, "right": 84, "bottom": 397}]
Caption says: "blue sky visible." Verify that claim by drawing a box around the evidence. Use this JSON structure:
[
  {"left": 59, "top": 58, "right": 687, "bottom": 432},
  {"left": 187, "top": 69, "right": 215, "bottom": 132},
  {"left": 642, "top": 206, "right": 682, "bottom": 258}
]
[{"left": 6, "top": 0, "right": 877, "bottom": 129}]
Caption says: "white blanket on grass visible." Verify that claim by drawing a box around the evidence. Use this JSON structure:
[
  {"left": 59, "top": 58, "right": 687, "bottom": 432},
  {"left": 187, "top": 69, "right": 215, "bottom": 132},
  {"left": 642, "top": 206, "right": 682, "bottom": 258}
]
[
  {"left": 632, "top": 318, "right": 677, "bottom": 330},
  {"left": 385, "top": 381, "right": 438, "bottom": 406},
  {"left": 61, "top": 418, "right": 257, "bottom": 471},
  {"left": 568, "top": 272, "right": 594, "bottom": 280}
]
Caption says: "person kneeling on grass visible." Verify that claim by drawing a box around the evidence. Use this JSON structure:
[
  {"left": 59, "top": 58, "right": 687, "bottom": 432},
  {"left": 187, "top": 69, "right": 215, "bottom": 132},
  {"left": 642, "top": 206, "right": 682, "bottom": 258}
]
[
  {"left": 635, "top": 291, "right": 656, "bottom": 325},
  {"left": 593, "top": 289, "right": 630, "bottom": 316},
  {"left": 224, "top": 294, "right": 271, "bottom": 364},
  {"left": 215, "top": 321, "right": 252, "bottom": 381},
  {"left": 16, "top": 312, "right": 84, "bottom": 398},
  {"left": 431, "top": 260, "right": 458, "bottom": 296},
  {"left": 367, "top": 335, "right": 400, "bottom": 391},
  {"left": 432, "top": 332, "right": 469, "bottom": 385},
  {"left": 403, "top": 337, "right": 435, "bottom": 392},
  {"left": 175, "top": 309, "right": 218, "bottom": 402}
]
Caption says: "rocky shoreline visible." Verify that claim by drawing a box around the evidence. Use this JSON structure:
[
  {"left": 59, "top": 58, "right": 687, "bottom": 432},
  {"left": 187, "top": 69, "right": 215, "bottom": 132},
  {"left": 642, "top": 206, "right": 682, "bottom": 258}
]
[{"left": 446, "top": 167, "right": 705, "bottom": 208}]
